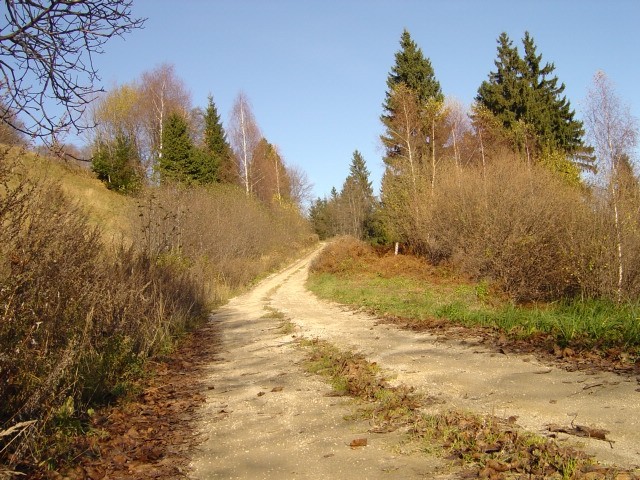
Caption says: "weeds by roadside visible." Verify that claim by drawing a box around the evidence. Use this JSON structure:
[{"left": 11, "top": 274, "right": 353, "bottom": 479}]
[
  {"left": 0, "top": 148, "right": 209, "bottom": 476},
  {"left": 299, "top": 338, "right": 639, "bottom": 479}
]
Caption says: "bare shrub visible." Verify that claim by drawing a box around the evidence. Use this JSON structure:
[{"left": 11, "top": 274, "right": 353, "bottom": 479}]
[
  {"left": 0, "top": 149, "right": 207, "bottom": 471},
  {"left": 427, "top": 160, "right": 591, "bottom": 302},
  {"left": 135, "top": 182, "right": 316, "bottom": 303},
  {"left": 310, "top": 236, "right": 376, "bottom": 275}
]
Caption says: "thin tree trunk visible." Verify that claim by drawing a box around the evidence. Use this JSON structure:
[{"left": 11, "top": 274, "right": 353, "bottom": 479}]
[
  {"left": 240, "top": 103, "right": 250, "bottom": 195},
  {"left": 613, "top": 198, "right": 623, "bottom": 303},
  {"left": 430, "top": 117, "right": 436, "bottom": 193}
]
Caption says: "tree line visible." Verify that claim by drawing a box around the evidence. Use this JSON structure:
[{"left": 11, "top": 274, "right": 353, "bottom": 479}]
[
  {"left": 88, "top": 64, "right": 311, "bottom": 208},
  {"left": 311, "top": 29, "right": 639, "bottom": 304}
]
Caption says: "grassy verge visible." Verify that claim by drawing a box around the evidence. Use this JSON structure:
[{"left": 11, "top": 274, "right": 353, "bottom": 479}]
[
  {"left": 300, "top": 338, "right": 636, "bottom": 479},
  {"left": 306, "top": 239, "right": 640, "bottom": 363}
]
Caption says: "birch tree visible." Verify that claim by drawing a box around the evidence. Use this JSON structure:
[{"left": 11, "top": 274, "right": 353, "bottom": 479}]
[
  {"left": 251, "top": 138, "right": 291, "bottom": 204},
  {"left": 139, "top": 64, "right": 191, "bottom": 172},
  {"left": 584, "top": 71, "right": 638, "bottom": 302},
  {"left": 229, "top": 92, "right": 261, "bottom": 196}
]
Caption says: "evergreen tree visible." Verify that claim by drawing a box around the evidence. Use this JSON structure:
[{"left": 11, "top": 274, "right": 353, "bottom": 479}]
[
  {"left": 520, "top": 32, "right": 585, "bottom": 154},
  {"left": 338, "top": 150, "right": 376, "bottom": 239},
  {"left": 380, "top": 29, "right": 444, "bottom": 177},
  {"left": 476, "top": 33, "right": 524, "bottom": 133},
  {"left": 379, "top": 30, "right": 445, "bottom": 249},
  {"left": 476, "top": 31, "right": 590, "bottom": 172},
  {"left": 202, "top": 94, "right": 237, "bottom": 184},
  {"left": 383, "top": 29, "right": 443, "bottom": 117},
  {"left": 309, "top": 197, "right": 336, "bottom": 240},
  {"left": 158, "top": 111, "right": 196, "bottom": 184},
  {"left": 92, "top": 131, "right": 141, "bottom": 194}
]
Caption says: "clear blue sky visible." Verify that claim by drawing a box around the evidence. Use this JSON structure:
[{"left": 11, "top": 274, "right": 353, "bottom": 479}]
[{"left": 90, "top": 0, "right": 639, "bottom": 200}]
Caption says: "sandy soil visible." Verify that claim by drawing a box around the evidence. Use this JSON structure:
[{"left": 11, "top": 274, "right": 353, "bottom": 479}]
[{"left": 189, "top": 246, "right": 640, "bottom": 478}]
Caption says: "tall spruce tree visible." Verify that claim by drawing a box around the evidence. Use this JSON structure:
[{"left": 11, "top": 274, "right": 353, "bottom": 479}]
[
  {"left": 380, "top": 30, "right": 444, "bottom": 249},
  {"left": 339, "top": 150, "right": 375, "bottom": 239},
  {"left": 381, "top": 29, "right": 444, "bottom": 173},
  {"left": 158, "top": 111, "right": 196, "bottom": 184},
  {"left": 476, "top": 32, "right": 589, "bottom": 167},
  {"left": 202, "top": 94, "right": 237, "bottom": 184},
  {"left": 476, "top": 33, "right": 523, "bottom": 133},
  {"left": 383, "top": 29, "right": 443, "bottom": 116}
]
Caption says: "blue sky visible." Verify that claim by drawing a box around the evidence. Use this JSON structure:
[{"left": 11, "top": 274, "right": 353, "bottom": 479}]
[{"left": 90, "top": 0, "right": 640, "bottom": 200}]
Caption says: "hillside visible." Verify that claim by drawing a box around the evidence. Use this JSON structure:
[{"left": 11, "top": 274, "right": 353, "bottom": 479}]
[{"left": 14, "top": 148, "right": 135, "bottom": 242}]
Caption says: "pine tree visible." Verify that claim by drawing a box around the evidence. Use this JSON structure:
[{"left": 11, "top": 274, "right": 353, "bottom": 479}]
[
  {"left": 383, "top": 29, "right": 443, "bottom": 116},
  {"left": 476, "top": 33, "right": 524, "bottom": 133},
  {"left": 202, "top": 94, "right": 237, "bottom": 184},
  {"left": 381, "top": 29, "right": 443, "bottom": 165},
  {"left": 380, "top": 30, "right": 444, "bottom": 178},
  {"left": 338, "top": 150, "right": 375, "bottom": 239},
  {"left": 380, "top": 30, "right": 445, "bottom": 249},
  {"left": 309, "top": 197, "right": 336, "bottom": 240},
  {"left": 92, "top": 131, "right": 141, "bottom": 194},
  {"left": 476, "top": 31, "right": 589, "bottom": 171},
  {"left": 158, "top": 111, "right": 195, "bottom": 184}
]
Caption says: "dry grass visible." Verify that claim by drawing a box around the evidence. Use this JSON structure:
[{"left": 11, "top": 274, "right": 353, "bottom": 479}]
[
  {"left": 300, "top": 338, "right": 638, "bottom": 479},
  {"left": 16, "top": 147, "right": 134, "bottom": 243}
]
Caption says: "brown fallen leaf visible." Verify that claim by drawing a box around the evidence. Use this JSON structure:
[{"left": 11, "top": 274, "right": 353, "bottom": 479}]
[
  {"left": 349, "top": 438, "right": 368, "bottom": 447},
  {"left": 547, "top": 423, "right": 610, "bottom": 441},
  {"left": 486, "top": 459, "right": 510, "bottom": 472},
  {"left": 257, "top": 391, "right": 266, "bottom": 396}
]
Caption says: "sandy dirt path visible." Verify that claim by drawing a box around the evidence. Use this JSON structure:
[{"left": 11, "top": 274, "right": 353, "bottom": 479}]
[{"left": 190, "top": 246, "right": 640, "bottom": 478}]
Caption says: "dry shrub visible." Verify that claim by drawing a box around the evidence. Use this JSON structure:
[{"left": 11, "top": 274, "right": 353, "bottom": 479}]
[
  {"left": 309, "top": 235, "right": 376, "bottom": 274},
  {"left": 135, "top": 183, "right": 316, "bottom": 303},
  {"left": 0, "top": 151, "right": 207, "bottom": 472},
  {"left": 427, "top": 160, "right": 591, "bottom": 302},
  {"left": 571, "top": 191, "right": 640, "bottom": 301}
]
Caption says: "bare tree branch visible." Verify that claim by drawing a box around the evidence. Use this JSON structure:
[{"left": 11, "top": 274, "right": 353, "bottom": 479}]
[{"left": 0, "top": 0, "right": 145, "bottom": 141}]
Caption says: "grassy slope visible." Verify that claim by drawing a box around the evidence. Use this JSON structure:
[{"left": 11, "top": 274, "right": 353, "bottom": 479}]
[{"left": 17, "top": 149, "right": 134, "bottom": 241}]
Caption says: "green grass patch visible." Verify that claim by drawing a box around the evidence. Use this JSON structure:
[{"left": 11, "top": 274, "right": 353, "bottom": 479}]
[{"left": 307, "top": 271, "right": 640, "bottom": 354}]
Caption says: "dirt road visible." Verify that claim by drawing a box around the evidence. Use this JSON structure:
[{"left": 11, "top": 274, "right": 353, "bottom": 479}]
[{"left": 189, "top": 246, "right": 640, "bottom": 478}]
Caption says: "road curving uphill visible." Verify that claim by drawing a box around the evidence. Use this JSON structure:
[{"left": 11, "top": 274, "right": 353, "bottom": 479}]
[{"left": 190, "top": 245, "right": 640, "bottom": 478}]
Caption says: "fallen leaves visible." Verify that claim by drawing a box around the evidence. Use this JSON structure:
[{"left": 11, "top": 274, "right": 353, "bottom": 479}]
[
  {"left": 348, "top": 438, "right": 367, "bottom": 448},
  {"left": 547, "top": 423, "right": 610, "bottom": 442},
  {"left": 45, "top": 322, "right": 222, "bottom": 480}
]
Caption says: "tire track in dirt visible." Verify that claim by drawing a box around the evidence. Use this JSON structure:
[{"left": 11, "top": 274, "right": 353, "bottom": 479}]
[
  {"left": 190, "top": 246, "right": 640, "bottom": 478},
  {"left": 269, "top": 247, "right": 640, "bottom": 470},
  {"left": 189, "top": 251, "right": 453, "bottom": 479}
]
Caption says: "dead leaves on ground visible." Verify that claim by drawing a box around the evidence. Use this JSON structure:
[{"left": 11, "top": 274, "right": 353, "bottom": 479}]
[
  {"left": 381, "top": 314, "right": 639, "bottom": 376},
  {"left": 348, "top": 438, "right": 367, "bottom": 448},
  {"left": 42, "top": 323, "right": 221, "bottom": 480},
  {"left": 302, "top": 338, "right": 639, "bottom": 480}
]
